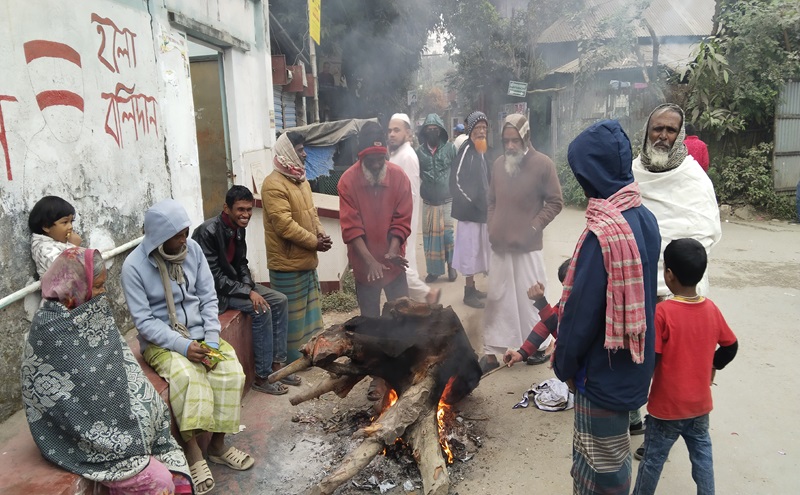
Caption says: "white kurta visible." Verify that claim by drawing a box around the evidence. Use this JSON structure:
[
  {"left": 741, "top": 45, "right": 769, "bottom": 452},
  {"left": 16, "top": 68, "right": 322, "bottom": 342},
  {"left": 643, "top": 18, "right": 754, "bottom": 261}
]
[
  {"left": 632, "top": 155, "right": 722, "bottom": 297},
  {"left": 482, "top": 250, "right": 551, "bottom": 356},
  {"left": 453, "top": 134, "right": 467, "bottom": 151},
  {"left": 390, "top": 142, "right": 430, "bottom": 302}
]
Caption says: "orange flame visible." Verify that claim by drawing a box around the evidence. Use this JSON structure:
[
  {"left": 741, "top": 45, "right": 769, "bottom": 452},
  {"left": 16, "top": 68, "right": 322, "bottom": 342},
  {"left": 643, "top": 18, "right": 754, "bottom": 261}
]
[
  {"left": 387, "top": 389, "right": 398, "bottom": 408},
  {"left": 437, "top": 378, "right": 456, "bottom": 464}
]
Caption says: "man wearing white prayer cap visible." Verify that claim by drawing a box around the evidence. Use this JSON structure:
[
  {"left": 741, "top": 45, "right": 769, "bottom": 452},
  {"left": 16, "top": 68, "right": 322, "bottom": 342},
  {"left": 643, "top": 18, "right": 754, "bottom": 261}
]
[{"left": 387, "top": 113, "right": 441, "bottom": 304}]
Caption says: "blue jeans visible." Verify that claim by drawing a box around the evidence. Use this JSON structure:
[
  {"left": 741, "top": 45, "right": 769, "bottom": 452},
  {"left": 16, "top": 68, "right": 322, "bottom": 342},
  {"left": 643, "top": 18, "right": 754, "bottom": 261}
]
[
  {"left": 225, "top": 284, "right": 288, "bottom": 378},
  {"left": 633, "top": 414, "right": 714, "bottom": 495}
]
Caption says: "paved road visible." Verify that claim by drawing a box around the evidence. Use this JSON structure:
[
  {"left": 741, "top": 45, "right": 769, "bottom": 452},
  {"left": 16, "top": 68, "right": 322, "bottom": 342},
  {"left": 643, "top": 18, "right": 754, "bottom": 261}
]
[{"left": 453, "top": 207, "right": 800, "bottom": 494}]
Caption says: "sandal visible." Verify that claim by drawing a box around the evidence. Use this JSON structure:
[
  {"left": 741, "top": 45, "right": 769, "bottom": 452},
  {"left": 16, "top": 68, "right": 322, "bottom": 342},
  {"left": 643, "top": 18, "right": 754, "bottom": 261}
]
[
  {"left": 208, "top": 446, "right": 255, "bottom": 471},
  {"left": 252, "top": 378, "right": 288, "bottom": 395},
  {"left": 426, "top": 288, "right": 442, "bottom": 305},
  {"left": 479, "top": 354, "right": 500, "bottom": 375},
  {"left": 280, "top": 373, "right": 302, "bottom": 386},
  {"left": 189, "top": 460, "right": 215, "bottom": 495}
]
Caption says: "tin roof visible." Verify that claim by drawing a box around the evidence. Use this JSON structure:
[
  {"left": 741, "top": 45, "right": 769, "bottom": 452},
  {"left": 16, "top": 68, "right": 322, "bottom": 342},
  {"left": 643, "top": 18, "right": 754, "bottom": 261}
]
[
  {"left": 548, "top": 42, "right": 700, "bottom": 75},
  {"left": 538, "top": 0, "right": 714, "bottom": 43}
]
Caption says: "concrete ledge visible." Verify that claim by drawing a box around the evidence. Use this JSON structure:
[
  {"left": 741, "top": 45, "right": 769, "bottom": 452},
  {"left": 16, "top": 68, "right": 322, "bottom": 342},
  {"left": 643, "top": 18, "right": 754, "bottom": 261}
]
[{"left": 0, "top": 410, "right": 108, "bottom": 495}]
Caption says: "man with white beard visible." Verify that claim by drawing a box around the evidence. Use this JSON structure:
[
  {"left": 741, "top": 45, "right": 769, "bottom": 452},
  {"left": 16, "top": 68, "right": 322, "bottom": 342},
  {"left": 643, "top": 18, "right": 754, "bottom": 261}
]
[
  {"left": 632, "top": 103, "right": 722, "bottom": 300},
  {"left": 387, "top": 113, "right": 441, "bottom": 304},
  {"left": 479, "top": 114, "right": 563, "bottom": 373}
]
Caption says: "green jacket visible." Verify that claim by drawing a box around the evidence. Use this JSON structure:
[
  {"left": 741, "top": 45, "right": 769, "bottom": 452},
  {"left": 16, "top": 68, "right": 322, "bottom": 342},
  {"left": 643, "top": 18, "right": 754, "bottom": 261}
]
[{"left": 415, "top": 113, "right": 457, "bottom": 205}]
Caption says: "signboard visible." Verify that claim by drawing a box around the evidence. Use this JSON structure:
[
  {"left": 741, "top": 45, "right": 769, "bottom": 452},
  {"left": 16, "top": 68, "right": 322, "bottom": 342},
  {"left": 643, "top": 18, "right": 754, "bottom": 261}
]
[
  {"left": 309, "top": 0, "right": 321, "bottom": 45},
  {"left": 503, "top": 102, "right": 527, "bottom": 115},
  {"left": 407, "top": 90, "right": 418, "bottom": 106},
  {"left": 507, "top": 80, "right": 528, "bottom": 98}
]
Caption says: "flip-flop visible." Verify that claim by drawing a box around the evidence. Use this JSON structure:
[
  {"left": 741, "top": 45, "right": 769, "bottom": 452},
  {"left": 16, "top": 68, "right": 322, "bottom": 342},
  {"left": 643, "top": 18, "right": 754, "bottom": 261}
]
[
  {"left": 280, "top": 373, "right": 302, "bottom": 386},
  {"left": 208, "top": 446, "right": 255, "bottom": 471},
  {"left": 252, "top": 380, "right": 288, "bottom": 395},
  {"left": 189, "top": 459, "right": 215, "bottom": 495}
]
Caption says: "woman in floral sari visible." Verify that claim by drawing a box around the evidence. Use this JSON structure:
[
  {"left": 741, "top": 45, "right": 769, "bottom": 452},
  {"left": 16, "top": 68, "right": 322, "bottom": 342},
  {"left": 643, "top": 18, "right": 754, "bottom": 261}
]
[{"left": 21, "top": 247, "right": 193, "bottom": 495}]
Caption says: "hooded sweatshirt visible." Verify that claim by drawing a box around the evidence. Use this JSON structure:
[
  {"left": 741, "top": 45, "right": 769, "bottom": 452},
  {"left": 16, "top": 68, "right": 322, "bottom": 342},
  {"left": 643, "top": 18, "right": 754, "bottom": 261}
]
[
  {"left": 554, "top": 120, "right": 661, "bottom": 411},
  {"left": 415, "top": 114, "right": 457, "bottom": 205},
  {"left": 122, "top": 199, "right": 221, "bottom": 355}
]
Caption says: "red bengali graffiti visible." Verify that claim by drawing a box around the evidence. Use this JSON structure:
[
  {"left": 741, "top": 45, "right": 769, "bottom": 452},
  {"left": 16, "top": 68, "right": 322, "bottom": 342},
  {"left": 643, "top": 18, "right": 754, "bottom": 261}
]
[
  {"left": 91, "top": 13, "right": 137, "bottom": 74},
  {"left": 101, "top": 83, "right": 158, "bottom": 148},
  {"left": 0, "top": 95, "right": 19, "bottom": 180}
]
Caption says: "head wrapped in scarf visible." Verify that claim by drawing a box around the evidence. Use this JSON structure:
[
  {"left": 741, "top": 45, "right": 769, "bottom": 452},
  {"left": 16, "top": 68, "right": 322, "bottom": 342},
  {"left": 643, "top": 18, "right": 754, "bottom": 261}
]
[
  {"left": 273, "top": 132, "right": 306, "bottom": 182},
  {"left": 466, "top": 111, "right": 488, "bottom": 137},
  {"left": 639, "top": 103, "right": 688, "bottom": 172},
  {"left": 41, "top": 247, "right": 102, "bottom": 309},
  {"left": 502, "top": 113, "right": 531, "bottom": 148}
]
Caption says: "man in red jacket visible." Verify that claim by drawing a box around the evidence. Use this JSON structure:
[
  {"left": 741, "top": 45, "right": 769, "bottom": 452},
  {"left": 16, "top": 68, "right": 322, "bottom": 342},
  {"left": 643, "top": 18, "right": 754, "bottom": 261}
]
[{"left": 338, "top": 121, "right": 413, "bottom": 318}]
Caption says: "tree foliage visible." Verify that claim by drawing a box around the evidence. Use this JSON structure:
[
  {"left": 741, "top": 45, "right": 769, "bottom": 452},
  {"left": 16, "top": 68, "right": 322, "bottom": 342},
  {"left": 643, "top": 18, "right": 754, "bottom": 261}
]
[
  {"left": 433, "top": 0, "right": 585, "bottom": 110},
  {"left": 677, "top": 0, "right": 800, "bottom": 138},
  {"left": 710, "top": 143, "right": 796, "bottom": 219}
]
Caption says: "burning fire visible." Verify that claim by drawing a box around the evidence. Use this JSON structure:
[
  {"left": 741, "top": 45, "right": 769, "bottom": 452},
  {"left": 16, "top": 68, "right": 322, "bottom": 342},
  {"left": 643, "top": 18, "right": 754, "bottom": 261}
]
[
  {"left": 437, "top": 378, "right": 456, "bottom": 464},
  {"left": 387, "top": 388, "right": 398, "bottom": 408}
]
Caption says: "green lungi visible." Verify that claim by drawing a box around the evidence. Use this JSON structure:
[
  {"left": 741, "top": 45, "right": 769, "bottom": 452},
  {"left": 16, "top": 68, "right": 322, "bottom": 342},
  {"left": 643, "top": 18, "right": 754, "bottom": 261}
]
[
  {"left": 423, "top": 200, "right": 454, "bottom": 277},
  {"left": 269, "top": 269, "right": 324, "bottom": 361},
  {"left": 143, "top": 339, "right": 244, "bottom": 441}
]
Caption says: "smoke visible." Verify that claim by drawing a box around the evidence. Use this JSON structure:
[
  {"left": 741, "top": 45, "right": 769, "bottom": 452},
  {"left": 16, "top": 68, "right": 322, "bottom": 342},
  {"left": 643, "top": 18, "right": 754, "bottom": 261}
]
[{"left": 311, "top": 0, "right": 440, "bottom": 121}]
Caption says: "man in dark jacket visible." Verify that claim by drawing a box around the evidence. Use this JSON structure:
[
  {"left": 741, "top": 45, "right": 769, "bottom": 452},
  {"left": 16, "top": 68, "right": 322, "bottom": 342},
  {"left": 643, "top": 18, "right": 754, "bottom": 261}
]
[
  {"left": 192, "top": 185, "right": 299, "bottom": 395},
  {"left": 415, "top": 113, "right": 458, "bottom": 284},
  {"left": 450, "top": 110, "right": 492, "bottom": 308},
  {"left": 554, "top": 121, "right": 660, "bottom": 494}
]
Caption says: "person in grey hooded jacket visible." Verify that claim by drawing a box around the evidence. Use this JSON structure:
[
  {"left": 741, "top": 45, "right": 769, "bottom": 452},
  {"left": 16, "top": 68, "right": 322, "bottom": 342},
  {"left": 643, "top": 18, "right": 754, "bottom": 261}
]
[{"left": 121, "top": 199, "right": 254, "bottom": 494}]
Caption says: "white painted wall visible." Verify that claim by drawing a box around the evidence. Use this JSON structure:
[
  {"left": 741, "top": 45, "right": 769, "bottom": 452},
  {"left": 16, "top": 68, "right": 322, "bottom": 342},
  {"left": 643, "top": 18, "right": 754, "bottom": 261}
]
[
  {"left": 0, "top": 0, "right": 177, "bottom": 253},
  {"left": 0, "top": 0, "right": 276, "bottom": 421}
]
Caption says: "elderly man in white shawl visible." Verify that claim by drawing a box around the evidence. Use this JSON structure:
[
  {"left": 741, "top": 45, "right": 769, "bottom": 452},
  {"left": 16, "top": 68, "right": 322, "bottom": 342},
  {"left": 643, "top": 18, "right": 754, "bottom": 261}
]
[{"left": 632, "top": 103, "right": 722, "bottom": 299}]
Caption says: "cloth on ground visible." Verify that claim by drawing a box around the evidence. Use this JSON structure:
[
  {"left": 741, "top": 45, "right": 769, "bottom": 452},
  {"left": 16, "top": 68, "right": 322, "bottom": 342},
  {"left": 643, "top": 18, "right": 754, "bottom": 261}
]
[{"left": 513, "top": 378, "right": 574, "bottom": 411}]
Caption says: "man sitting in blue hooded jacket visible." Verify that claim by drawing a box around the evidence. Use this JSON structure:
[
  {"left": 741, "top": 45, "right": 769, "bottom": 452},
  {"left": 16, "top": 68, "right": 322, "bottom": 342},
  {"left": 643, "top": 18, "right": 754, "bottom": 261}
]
[{"left": 554, "top": 120, "right": 660, "bottom": 494}]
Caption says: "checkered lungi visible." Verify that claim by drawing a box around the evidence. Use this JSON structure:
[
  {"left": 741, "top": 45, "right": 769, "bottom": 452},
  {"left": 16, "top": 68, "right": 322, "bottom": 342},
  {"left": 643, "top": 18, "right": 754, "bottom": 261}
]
[
  {"left": 269, "top": 269, "right": 324, "bottom": 362},
  {"left": 143, "top": 339, "right": 244, "bottom": 441},
  {"left": 422, "top": 200, "right": 454, "bottom": 277},
  {"left": 572, "top": 392, "right": 632, "bottom": 494}
]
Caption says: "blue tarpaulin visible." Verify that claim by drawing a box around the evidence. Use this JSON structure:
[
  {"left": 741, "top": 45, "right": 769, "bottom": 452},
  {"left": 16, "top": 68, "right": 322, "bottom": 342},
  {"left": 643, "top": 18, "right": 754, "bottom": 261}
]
[{"left": 304, "top": 145, "right": 336, "bottom": 181}]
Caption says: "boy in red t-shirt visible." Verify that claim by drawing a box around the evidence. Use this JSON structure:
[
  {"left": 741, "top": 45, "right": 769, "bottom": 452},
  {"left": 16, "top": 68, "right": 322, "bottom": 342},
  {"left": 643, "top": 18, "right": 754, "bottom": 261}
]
[{"left": 632, "top": 238, "right": 738, "bottom": 495}]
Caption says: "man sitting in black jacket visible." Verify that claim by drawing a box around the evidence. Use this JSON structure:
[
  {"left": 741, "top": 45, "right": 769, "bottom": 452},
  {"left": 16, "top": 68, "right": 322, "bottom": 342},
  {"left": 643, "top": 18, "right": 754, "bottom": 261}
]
[{"left": 193, "top": 185, "right": 300, "bottom": 395}]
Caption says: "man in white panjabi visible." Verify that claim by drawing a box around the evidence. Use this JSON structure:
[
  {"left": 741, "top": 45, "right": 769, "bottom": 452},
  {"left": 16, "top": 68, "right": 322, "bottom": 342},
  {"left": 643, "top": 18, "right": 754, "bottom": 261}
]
[
  {"left": 480, "top": 114, "right": 563, "bottom": 372},
  {"left": 387, "top": 113, "right": 440, "bottom": 304},
  {"left": 632, "top": 103, "right": 722, "bottom": 298}
]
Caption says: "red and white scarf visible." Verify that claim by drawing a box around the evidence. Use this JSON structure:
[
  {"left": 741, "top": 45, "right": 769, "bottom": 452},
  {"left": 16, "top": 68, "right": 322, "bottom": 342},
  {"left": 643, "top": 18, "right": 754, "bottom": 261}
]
[
  {"left": 273, "top": 133, "right": 306, "bottom": 182},
  {"left": 559, "top": 182, "right": 648, "bottom": 363}
]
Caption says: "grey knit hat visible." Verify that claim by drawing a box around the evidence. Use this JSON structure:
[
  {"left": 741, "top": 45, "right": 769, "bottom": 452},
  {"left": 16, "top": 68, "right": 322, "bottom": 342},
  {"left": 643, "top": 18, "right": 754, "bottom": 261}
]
[{"left": 465, "top": 111, "right": 488, "bottom": 136}]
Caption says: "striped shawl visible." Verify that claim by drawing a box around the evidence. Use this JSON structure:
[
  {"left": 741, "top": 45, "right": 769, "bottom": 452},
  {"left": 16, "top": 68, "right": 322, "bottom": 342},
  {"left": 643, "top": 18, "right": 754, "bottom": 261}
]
[{"left": 559, "top": 182, "right": 647, "bottom": 363}]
